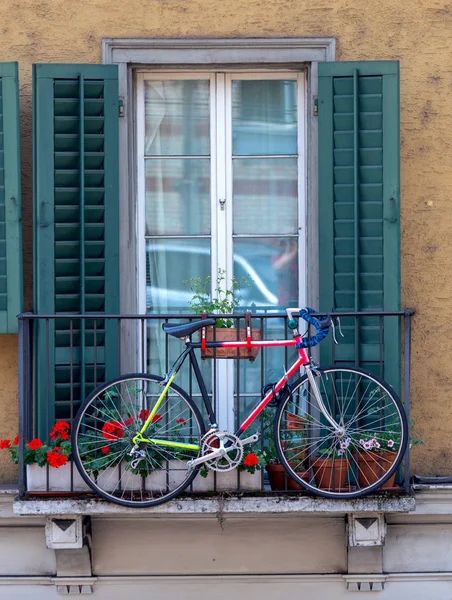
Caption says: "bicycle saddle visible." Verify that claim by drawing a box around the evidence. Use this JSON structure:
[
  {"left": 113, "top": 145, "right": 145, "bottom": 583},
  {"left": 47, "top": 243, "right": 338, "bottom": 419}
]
[{"left": 162, "top": 318, "right": 216, "bottom": 339}]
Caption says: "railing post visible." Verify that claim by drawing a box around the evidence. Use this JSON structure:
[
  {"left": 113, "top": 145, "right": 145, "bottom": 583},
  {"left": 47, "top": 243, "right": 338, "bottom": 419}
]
[
  {"left": 17, "top": 314, "right": 32, "bottom": 497},
  {"left": 403, "top": 311, "right": 413, "bottom": 494}
]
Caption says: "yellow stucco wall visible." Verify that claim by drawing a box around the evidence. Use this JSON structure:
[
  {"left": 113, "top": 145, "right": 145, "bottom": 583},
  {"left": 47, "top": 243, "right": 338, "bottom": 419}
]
[
  {"left": 0, "top": 337, "right": 19, "bottom": 482},
  {"left": 0, "top": 0, "right": 451, "bottom": 480}
]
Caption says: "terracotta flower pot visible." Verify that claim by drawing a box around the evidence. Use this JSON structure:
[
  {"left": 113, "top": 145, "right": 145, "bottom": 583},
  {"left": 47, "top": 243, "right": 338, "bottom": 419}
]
[
  {"left": 285, "top": 453, "right": 309, "bottom": 490},
  {"left": 199, "top": 327, "right": 261, "bottom": 361},
  {"left": 287, "top": 469, "right": 310, "bottom": 490},
  {"left": 357, "top": 451, "right": 397, "bottom": 489},
  {"left": 312, "top": 458, "right": 349, "bottom": 490},
  {"left": 266, "top": 463, "right": 292, "bottom": 491}
]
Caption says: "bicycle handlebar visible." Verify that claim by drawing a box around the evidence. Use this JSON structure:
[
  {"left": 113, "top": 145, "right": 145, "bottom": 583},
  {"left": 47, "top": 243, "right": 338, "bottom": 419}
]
[{"left": 286, "top": 307, "right": 331, "bottom": 349}]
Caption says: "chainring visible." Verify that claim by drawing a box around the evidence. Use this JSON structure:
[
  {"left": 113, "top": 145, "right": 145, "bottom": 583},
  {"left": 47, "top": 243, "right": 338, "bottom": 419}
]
[{"left": 201, "top": 430, "right": 243, "bottom": 472}]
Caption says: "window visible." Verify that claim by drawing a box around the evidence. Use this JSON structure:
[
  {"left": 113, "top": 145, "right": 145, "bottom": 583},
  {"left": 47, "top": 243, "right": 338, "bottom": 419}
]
[{"left": 136, "top": 71, "right": 306, "bottom": 316}]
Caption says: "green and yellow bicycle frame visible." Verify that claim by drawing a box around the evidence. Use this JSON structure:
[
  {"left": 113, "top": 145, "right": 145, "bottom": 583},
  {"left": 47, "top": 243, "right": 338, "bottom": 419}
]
[{"left": 131, "top": 370, "right": 201, "bottom": 452}]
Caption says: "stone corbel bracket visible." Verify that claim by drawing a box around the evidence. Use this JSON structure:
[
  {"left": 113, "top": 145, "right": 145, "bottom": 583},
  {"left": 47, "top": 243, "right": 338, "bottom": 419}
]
[
  {"left": 50, "top": 577, "right": 97, "bottom": 595},
  {"left": 346, "top": 513, "right": 387, "bottom": 591},
  {"left": 45, "top": 516, "right": 95, "bottom": 595},
  {"left": 343, "top": 574, "right": 388, "bottom": 592},
  {"left": 347, "top": 513, "right": 387, "bottom": 547}
]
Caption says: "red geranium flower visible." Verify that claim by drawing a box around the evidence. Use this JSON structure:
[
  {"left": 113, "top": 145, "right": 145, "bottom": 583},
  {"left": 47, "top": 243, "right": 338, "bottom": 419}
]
[
  {"left": 243, "top": 453, "right": 259, "bottom": 467},
  {"left": 13, "top": 435, "right": 19, "bottom": 446},
  {"left": 176, "top": 418, "right": 187, "bottom": 425},
  {"left": 0, "top": 440, "right": 11, "bottom": 449},
  {"left": 152, "top": 414, "right": 162, "bottom": 423},
  {"left": 101, "top": 446, "right": 110, "bottom": 455},
  {"left": 28, "top": 439, "right": 43, "bottom": 451},
  {"left": 138, "top": 409, "right": 150, "bottom": 421},
  {"left": 46, "top": 448, "right": 68, "bottom": 468},
  {"left": 101, "top": 421, "right": 124, "bottom": 441},
  {"left": 124, "top": 417, "right": 134, "bottom": 426},
  {"left": 50, "top": 420, "right": 70, "bottom": 441}
]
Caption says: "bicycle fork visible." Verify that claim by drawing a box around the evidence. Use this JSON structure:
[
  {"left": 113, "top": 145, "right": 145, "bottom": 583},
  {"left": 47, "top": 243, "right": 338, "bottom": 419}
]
[{"left": 304, "top": 364, "right": 345, "bottom": 435}]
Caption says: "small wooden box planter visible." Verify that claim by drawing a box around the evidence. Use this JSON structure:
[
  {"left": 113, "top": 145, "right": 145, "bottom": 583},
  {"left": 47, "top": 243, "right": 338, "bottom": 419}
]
[{"left": 200, "top": 311, "right": 261, "bottom": 361}]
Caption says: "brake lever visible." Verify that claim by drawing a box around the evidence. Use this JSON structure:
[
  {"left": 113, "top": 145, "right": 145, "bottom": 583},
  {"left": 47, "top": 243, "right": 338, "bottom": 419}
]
[{"left": 331, "top": 316, "right": 345, "bottom": 345}]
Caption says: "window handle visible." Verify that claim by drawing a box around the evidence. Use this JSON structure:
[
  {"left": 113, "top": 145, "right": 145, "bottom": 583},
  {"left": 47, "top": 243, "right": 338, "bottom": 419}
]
[{"left": 219, "top": 198, "right": 226, "bottom": 211}]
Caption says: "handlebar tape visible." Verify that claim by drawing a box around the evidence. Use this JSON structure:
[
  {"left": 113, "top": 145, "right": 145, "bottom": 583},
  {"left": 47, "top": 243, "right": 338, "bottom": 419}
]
[{"left": 296, "top": 308, "right": 331, "bottom": 349}]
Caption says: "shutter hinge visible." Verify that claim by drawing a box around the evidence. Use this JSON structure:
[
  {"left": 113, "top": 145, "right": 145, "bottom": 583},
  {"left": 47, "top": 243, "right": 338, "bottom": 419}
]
[
  {"left": 118, "top": 98, "right": 125, "bottom": 118},
  {"left": 313, "top": 97, "right": 318, "bottom": 117}
]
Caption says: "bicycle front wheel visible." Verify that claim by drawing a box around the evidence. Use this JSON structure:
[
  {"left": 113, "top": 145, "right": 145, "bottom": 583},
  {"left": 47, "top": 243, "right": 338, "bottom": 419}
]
[
  {"left": 274, "top": 367, "right": 408, "bottom": 499},
  {"left": 72, "top": 374, "right": 206, "bottom": 508}
]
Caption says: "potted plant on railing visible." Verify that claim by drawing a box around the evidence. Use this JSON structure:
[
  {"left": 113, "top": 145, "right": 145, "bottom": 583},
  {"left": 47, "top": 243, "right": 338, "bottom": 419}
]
[{"left": 184, "top": 268, "right": 261, "bottom": 360}]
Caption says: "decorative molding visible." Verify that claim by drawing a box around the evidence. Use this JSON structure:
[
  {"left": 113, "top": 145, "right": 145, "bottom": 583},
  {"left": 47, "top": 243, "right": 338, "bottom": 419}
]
[
  {"left": 387, "top": 572, "right": 452, "bottom": 582},
  {"left": 102, "top": 37, "right": 336, "bottom": 66},
  {"left": 0, "top": 577, "right": 53, "bottom": 586},
  {"left": 2, "top": 573, "right": 452, "bottom": 588}
]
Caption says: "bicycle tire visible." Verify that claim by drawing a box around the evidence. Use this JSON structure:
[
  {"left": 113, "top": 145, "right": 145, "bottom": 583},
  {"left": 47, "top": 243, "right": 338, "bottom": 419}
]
[
  {"left": 274, "top": 366, "right": 408, "bottom": 499},
  {"left": 72, "top": 373, "right": 206, "bottom": 508}
]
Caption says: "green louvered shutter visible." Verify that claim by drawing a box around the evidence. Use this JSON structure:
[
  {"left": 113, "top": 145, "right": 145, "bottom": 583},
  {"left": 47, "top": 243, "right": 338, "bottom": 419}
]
[
  {"left": 0, "top": 62, "right": 22, "bottom": 333},
  {"left": 318, "top": 61, "right": 400, "bottom": 392},
  {"left": 33, "top": 64, "right": 119, "bottom": 436}
]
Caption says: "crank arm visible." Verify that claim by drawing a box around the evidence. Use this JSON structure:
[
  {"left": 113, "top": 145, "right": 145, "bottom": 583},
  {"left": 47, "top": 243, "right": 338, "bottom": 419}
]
[
  {"left": 240, "top": 433, "right": 259, "bottom": 446},
  {"left": 187, "top": 447, "right": 226, "bottom": 469}
]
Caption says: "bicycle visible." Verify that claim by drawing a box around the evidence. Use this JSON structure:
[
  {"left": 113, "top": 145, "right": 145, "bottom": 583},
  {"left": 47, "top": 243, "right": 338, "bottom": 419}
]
[{"left": 72, "top": 308, "right": 408, "bottom": 507}]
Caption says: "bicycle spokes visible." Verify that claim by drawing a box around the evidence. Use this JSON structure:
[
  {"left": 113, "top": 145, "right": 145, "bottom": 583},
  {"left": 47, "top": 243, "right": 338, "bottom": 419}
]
[
  {"left": 74, "top": 375, "right": 205, "bottom": 507},
  {"left": 275, "top": 367, "right": 407, "bottom": 498}
]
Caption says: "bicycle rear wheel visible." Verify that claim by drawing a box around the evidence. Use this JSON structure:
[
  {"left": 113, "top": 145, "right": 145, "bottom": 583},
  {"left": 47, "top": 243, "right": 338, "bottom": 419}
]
[
  {"left": 274, "top": 367, "right": 408, "bottom": 498},
  {"left": 72, "top": 374, "right": 206, "bottom": 507}
]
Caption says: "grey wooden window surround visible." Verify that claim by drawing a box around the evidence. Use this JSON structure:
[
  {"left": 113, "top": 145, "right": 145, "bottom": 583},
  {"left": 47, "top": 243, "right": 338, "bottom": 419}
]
[{"left": 102, "top": 38, "right": 336, "bottom": 316}]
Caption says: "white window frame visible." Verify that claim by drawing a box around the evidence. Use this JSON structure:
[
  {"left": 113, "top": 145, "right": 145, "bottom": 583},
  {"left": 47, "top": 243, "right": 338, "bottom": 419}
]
[{"left": 135, "top": 70, "right": 307, "bottom": 316}]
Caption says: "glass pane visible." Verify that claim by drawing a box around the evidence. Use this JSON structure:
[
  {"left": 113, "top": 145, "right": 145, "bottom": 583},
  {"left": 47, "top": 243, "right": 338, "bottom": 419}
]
[
  {"left": 233, "top": 158, "right": 298, "bottom": 235},
  {"left": 232, "top": 80, "right": 297, "bottom": 156},
  {"left": 234, "top": 238, "right": 298, "bottom": 310},
  {"left": 144, "top": 80, "right": 210, "bottom": 156},
  {"left": 146, "top": 238, "right": 211, "bottom": 313},
  {"left": 145, "top": 159, "right": 210, "bottom": 236}
]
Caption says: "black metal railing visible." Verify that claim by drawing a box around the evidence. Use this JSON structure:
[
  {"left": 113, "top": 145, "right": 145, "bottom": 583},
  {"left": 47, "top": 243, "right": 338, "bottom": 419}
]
[{"left": 17, "top": 310, "right": 414, "bottom": 499}]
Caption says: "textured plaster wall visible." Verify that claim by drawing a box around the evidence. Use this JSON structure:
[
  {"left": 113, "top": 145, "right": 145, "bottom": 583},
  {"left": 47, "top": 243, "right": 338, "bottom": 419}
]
[
  {"left": 0, "top": 0, "right": 450, "bottom": 480},
  {"left": 0, "top": 337, "right": 18, "bottom": 482}
]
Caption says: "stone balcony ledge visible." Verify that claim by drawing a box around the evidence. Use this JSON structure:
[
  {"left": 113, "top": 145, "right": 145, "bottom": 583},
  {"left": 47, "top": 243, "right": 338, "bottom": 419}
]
[{"left": 13, "top": 493, "right": 415, "bottom": 517}]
